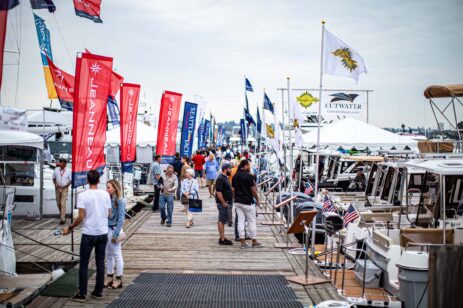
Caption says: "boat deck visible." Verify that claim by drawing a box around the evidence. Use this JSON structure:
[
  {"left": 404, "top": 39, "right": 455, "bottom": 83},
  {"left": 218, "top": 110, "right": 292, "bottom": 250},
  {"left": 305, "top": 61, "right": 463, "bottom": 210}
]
[{"left": 21, "top": 187, "right": 344, "bottom": 307}]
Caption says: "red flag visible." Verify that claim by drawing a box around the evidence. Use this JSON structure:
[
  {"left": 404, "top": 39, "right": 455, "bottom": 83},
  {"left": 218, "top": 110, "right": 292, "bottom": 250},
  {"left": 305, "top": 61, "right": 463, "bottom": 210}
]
[
  {"left": 0, "top": 11, "right": 7, "bottom": 90},
  {"left": 120, "top": 83, "right": 140, "bottom": 165},
  {"left": 156, "top": 91, "right": 182, "bottom": 160},
  {"left": 85, "top": 49, "right": 123, "bottom": 98},
  {"left": 109, "top": 70, "right": 123, "bottom": 98},
  {"left": 73, "top": 0, "right": 102, "bottom": 23},
  {"left": 72, "top": 52, "right": 113, "bottom": 187},
  {"left": 46, "top": 56, "right": 75, "bottom": 110}
]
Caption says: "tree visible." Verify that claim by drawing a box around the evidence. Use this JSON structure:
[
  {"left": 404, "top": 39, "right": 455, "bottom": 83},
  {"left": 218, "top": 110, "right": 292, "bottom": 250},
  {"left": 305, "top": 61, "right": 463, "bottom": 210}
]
[
  {"left": 458, "top": 121, "right": 463, "bottom": 129},
  {"left": 401, "top": 123, "right": 406, "bottom": 132}
]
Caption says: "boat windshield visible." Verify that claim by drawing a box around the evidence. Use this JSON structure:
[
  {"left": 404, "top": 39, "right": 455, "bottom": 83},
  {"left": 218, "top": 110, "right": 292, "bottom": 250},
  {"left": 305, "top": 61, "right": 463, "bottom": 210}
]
[{"left": 0, "top": 146, "right": 37, "bottom": 187}]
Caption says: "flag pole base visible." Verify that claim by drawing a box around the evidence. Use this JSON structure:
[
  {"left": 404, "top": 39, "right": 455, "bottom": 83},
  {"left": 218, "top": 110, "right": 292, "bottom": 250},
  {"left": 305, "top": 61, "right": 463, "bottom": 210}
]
[{"left": 287, "top": 275, "right": 330, "bottom": 286}]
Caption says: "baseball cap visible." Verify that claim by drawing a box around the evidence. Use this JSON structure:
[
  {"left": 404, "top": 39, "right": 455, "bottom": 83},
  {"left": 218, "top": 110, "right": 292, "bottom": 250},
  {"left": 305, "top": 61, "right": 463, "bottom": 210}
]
[{"left": 221, "top": 162, "right": 232, "bottom": 170}]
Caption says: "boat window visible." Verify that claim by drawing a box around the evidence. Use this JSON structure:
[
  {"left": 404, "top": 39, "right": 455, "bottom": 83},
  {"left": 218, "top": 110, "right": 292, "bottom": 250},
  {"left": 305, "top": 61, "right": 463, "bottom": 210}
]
[
  {"left": 0, "top": 146, "right": 37, "bottom": 162},
  {"left": 366, "top": 164, "right": 378, "bottom": 195},
  {"left": 2, "top": 163, "right": 34, "bottom": 186},
  {"left": 393, "top": 169, "right": 403, "bottom": 203},
  {"left": 381, "top": 167, "right": 395, "bottom": 202},
  {"left": 375, "top": 166, "right": 387, "bottom": 197}
]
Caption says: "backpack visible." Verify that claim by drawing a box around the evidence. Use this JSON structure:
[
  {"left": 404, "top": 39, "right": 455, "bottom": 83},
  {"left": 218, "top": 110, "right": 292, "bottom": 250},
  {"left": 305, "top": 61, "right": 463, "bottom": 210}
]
[{"left": 224, "top": 150, "right": 232, "bottom": 161}]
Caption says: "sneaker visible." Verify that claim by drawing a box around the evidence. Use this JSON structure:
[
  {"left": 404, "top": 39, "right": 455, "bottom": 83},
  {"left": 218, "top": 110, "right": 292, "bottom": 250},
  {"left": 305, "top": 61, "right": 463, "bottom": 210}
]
[
  {"left": 160, "top": 219, "right": 166, "bottom": 225},
  {"left": 90, "top": 291, "right": 102, "bottom": 299},
  {"left": 166, "top": 223, "right": 172, "bottom": 227},
  {"left": 252, "top": 241, "right": 264, "bottom": 248},
  {"left": 240, "top": 243, "right": 251, "bottom": 249},
  {"left": 228, "top": 222, "right": 233, "bottom": 227},
  {"left": 219, "top": 238, "right": 233, "bottom": 246},
  {"left": 235, "top": 237, "right": 241, "bottom": 242},
  {"left": 59, "top": 220, "right": 66, "bottom": 225},
  {"left": 71, "top": 293, "right": 86, "bottom": 303}
]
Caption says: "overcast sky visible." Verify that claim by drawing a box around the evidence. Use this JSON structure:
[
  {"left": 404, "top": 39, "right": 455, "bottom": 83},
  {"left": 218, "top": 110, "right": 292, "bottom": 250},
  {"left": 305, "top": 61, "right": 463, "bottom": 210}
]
[{"left": 2, "top": 0, "right": 462, "bottom": 128}]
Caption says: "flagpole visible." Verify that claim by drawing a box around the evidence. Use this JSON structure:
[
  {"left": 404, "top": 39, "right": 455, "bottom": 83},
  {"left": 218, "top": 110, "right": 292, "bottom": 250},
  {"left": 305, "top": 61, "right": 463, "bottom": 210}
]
[{"left": 312, "top": 20, "right": 325, "bottom": 258}]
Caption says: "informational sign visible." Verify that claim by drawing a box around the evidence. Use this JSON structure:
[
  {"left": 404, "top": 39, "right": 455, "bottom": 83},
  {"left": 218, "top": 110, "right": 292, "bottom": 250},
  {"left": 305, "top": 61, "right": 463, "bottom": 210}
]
[
  {"left": 321, "top": 91, "right": 365, "bottom": 118},
  {"left": 0, "top": 106, "right": 28, "bottom": 131}
]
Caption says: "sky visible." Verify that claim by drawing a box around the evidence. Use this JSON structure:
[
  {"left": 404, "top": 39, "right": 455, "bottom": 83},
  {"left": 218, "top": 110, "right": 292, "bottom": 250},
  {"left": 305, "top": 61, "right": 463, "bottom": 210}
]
[{"left": 2, "top": 0, "right": 463, "bottom": 129}]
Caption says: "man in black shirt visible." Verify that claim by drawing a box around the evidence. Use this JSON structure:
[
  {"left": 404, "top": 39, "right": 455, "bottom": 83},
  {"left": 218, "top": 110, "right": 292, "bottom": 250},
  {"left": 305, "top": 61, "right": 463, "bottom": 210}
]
[
  {"left": 232, "top": 159, "right": 263, "bottom": 249},
  {"left": 215, "top": 162, "right": 234, "bottom": 245}
]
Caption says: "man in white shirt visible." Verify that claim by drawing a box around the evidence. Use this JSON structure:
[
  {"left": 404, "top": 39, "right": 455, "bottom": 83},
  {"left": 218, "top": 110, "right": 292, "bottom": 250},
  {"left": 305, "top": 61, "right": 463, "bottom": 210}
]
[
  {"left": 62, "top": 170, "right": 111, "bottom": 303},
  {"left": 52, "top": 158, "right": 72, "bottom": 224}
]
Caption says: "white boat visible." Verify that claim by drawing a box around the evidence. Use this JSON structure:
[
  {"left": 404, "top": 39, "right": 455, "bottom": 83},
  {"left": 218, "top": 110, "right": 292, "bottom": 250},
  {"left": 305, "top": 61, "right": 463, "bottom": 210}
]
[{"left": 0, "top": 130, "right": 71, "bottom": 218}]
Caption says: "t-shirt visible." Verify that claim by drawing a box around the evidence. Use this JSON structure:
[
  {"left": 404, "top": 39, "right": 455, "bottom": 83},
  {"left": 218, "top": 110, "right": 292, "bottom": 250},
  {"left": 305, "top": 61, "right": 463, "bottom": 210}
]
[
  {"left": 53, "top": 167, "right": 72, "bottom": 187},
  {"left": 192, "top": 154, "right": 206, "bottom": 171},
  {"left": 77, "top": 189, "right": 111, "bottom": 236},
  {"left": 232, "top": 170, "right": 256, "bottom": 205},
  {"left": 215, "top": 174, "right": 233, "bottom": 204}
]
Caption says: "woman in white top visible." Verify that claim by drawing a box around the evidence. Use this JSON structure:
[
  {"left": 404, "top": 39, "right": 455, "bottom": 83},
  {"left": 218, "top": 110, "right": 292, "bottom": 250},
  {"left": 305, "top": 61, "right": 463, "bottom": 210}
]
[{"left": 180, "top": 169, "right": 199, "bottom": 228}]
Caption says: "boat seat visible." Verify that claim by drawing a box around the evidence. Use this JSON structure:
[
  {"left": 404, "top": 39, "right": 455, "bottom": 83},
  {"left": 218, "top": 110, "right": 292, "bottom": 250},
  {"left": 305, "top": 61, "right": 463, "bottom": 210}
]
[
  {"left": 400, "top": 228, "right": 454, "bottom": 247},
  {"left": 361, "top": 212, "right": 393, "bottom": 223},
  {"left": 372, "top": 230, "right": 393, "bottom": 249}
]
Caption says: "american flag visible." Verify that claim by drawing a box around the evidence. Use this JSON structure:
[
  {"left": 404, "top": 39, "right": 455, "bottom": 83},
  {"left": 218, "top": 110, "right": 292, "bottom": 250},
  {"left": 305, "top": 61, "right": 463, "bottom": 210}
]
[
  {"left": 322, "top": 195, "right": 336, "bottom": 213},
  {"left": 304, "top": 181, "right": 314, "bottom": 195},
  {"left": 343, "top": 204, "right": 359, "bottom": 227}
]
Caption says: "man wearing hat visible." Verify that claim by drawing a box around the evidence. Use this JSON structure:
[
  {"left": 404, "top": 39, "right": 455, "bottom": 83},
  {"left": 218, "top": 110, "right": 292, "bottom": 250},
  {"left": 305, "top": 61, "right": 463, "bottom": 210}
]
[
  {"left": 52, "top": 158, "right": 72, "bottom": 224},
  {"left": 214, "top": 162, "right": 234, "bottom": 245}
]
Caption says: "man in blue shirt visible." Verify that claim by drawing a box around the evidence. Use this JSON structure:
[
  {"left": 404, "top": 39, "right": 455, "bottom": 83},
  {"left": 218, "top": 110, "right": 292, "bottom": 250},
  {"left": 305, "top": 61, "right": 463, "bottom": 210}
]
[{"left": 151, "top": 155, "right": 162, "bottom": 211}]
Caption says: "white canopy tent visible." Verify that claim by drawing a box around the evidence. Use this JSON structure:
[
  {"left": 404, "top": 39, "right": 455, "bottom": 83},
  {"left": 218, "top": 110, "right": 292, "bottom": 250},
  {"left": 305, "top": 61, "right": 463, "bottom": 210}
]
[
  {"left": 302, "top": 118, "right": 419, "bottom": 149},
  {"left": 0, "top": 130, "right": 43, "bottom": 149},
  {"left": 106, "top": 122, "right": 157, "bottom": 146}
]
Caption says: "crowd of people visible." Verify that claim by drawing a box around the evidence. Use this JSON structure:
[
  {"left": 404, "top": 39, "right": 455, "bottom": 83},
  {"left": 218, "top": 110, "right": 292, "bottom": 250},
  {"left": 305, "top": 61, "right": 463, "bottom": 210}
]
[
  {"left": 151, "top": 146, "right": 264, "bottom": 249},
  {"left": 56, "top": 145, "right": 265, "bottom": 303}
]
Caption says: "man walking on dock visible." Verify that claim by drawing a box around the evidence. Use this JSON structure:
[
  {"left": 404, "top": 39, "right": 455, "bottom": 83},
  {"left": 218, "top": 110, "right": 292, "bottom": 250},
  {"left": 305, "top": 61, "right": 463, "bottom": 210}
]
[
  {"left": 52, "top": 158, "right": 71, "bottom": 225},
  {"left": 151, "top": 155, "right": 162, "bottom": 211},
  {"left": 62, "top": 170, "right": 111, "bottom": 302},
  {"left": 215, "top": 162, "right": 233, "bottom": 245},
  {"left": 232, "top": 159, "right": 263, "bottom": 249},
  {"left": 159, "top": 165, "right": 178, "bottom": 227}
]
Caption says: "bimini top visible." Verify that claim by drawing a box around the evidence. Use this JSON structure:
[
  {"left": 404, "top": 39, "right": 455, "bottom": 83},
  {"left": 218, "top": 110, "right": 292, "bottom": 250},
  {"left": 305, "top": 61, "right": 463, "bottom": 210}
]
[
  {"left": 424, "top": 84, "right": 463, "bottom": 99},
  {"left": 0, "top": 129, "right": 43, "bottom": 150},
  {"left": 406, "top": 159, "right": 463, "bottom": 175}
]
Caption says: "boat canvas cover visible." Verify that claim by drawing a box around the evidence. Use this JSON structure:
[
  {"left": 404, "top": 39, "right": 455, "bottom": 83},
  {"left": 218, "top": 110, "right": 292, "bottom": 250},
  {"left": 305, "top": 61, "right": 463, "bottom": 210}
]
[
  {"left": 302, "top": 117, "right": 418, "bottom": 148},
  {"left": 0, "top": 130, "right": 43, "bottom": 149},
  {"left": 424, "top": 84, "right": 463, "bottom": 99}
]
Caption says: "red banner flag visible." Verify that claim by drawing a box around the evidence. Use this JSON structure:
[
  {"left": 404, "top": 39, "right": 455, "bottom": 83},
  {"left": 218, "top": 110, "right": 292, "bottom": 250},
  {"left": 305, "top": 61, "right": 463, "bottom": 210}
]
[
  {"left": 109, "top": 70, "right": 123, "bottom": 98},
  {"left": 156, "top": 91, "right": 182, "bottom": 161},
  {"left": 0, "top": 11, "right": 7, "bottom": 90},
  {"left": 73, "top": 0, "right": 102, "bottom": 23},
  {"left": 120, "top": 83, "right": 140, "bottom": 166},
  {"left": 72, "top": 52, "right": 113, "bottom": 187},
  {"left": 46, "top": 55, "right": 75, "bottom": 110},
  {"left": 84, "top": 49, "right": 123, "bottom": 98}
]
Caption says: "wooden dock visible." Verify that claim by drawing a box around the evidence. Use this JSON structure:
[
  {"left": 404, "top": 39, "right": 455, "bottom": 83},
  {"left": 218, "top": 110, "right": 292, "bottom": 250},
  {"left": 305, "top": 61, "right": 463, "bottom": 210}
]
[{"left": 24, "top": 187, "right": 342, "bottom": 307}]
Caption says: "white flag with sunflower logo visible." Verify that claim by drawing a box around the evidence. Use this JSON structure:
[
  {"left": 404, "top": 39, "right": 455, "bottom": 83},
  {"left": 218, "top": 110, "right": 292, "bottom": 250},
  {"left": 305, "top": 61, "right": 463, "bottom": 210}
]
[{"left": 323, "top": 28, "right": 367, "bottom": 82}]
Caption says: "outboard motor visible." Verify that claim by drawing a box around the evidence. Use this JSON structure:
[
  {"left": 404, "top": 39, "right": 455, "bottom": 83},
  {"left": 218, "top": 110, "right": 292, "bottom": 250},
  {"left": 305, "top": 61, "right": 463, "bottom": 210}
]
[{"left": 322, "top": 212, "right": 343, "bottom": 235}]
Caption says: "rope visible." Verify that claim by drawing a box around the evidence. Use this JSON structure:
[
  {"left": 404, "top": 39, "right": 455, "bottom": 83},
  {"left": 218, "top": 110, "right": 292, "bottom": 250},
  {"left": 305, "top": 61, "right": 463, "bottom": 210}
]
[
  {"left": 0, "top": 242, "right": 52, "bottom": 273},
  {"left": 12, "top": 229, "right": 80, "bottom": 258},
  {"left": 52, "top": 14, "right": 74, "bottom": 69}
]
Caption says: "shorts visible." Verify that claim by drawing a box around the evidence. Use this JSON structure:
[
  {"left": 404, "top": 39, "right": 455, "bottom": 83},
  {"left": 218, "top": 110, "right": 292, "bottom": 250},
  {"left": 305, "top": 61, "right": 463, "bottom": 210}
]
[
  {"left": 206, "top": 179, "right": 215, "bottom": 187},
  {"left": 194, "top": 170, "right": 204, "bottom": 178},
  {"left": 217, "top": 203, "right": 229, "bottom": 223}
]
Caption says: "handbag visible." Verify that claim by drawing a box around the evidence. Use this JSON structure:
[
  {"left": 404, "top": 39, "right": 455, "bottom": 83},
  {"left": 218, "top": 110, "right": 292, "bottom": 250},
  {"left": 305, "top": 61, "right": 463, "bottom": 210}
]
[
  {"left": 117, "top": 230, "right": 127, "bottom": 242},
  {"left": 181, "top": 180, "right": 194, "bottom": 205},
  {"left": 188, "top": 186, "right": 202, "bottom": 212}
]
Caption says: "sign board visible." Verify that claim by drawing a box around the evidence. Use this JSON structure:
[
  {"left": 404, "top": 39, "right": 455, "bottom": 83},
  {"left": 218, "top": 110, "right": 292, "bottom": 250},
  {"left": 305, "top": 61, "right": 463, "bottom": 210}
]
[{"left": 0, "top": 107, "right": 28, "bottom": 131}]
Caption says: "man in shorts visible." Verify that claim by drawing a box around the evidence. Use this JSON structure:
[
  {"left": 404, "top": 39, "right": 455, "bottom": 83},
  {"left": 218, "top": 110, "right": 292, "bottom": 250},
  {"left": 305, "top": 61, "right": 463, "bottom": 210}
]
[{"left": 215, "top": 162, "right": 233, "bottom": 245}]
